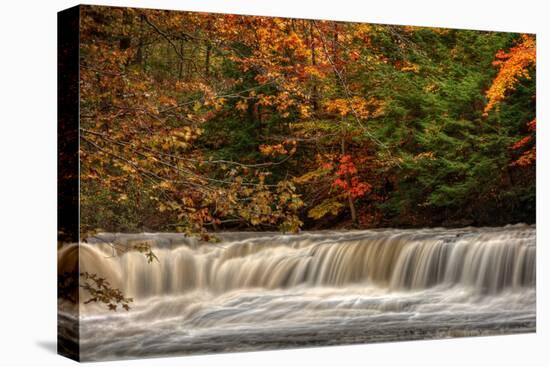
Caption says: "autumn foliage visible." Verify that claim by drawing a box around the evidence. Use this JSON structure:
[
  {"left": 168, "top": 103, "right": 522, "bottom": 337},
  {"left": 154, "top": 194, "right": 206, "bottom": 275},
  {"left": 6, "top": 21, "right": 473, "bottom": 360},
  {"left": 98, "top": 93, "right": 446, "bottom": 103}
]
[
  {"left": 484, "top": 35, "right": 536, "bottom": 115},
  {"left": 484, "top": 35, "right": 536, "bottom": 167},
  {"left": 333, "top": 155, "right": 372, "bottom": 199},
  {"left": 78, "top": 6, "right": 535, "bottom": 236}
]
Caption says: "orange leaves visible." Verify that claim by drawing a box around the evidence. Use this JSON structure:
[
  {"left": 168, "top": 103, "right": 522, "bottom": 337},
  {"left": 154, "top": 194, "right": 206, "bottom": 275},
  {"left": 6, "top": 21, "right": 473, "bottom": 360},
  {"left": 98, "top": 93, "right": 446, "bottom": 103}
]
[
  {"left": 483, "top": 36, "right": 536, "bottom": 168},
  {"left": 324, "top": 96, "right": 385, "bottom": 119},
  {"left": 484, "top": 34, "right": 536, "bottom": 115},
  {"left": 511, "top": 136, "right": 532, "bottom": 151},
  {"left": 236, "top": 100, "right": 248, "bottom": 112},
  {"left": 484, "top": 35, "right": 536, "bottom": 168},
  {"left": 255, "top": 94, "right": 272, "bottom": 107},
  {"left": 301, "top": 65, "right": 326, "bottom": 79},
  {"left": 282, "top": 32, "right": 309, "bottom": 59},
  {"left": 158, "top": 95, "right": 177, "bottom": 107},
  {"left": 325, "top": 98, "right": 350, "bottom": 116},
  {"left": 298, "top": 104, "right": 312, "bottom": 119},
  {"left": 259, "top": 140, "right": 297, "bottom": 157},
  {"left": 511, "top": 148, "right": 536, "bottom": 167},
  {"left": 274, "top": 91, "right": 294, "bottom": 117},
  {"left": 259, "top": 143, "right": 287, "bottom": 156}
]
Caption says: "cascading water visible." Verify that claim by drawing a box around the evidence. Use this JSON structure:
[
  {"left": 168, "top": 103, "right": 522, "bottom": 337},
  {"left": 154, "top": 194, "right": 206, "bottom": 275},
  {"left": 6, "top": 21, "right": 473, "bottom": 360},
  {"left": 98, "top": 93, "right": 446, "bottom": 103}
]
[{"left": 58, "top": 225, "right": 536, "bottom": 361}]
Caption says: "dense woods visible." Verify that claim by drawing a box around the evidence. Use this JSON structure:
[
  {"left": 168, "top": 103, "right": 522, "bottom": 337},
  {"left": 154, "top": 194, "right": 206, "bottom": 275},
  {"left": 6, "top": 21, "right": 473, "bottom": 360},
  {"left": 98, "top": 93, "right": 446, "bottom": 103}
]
[{"left": 79, "top": 6, "right": 536, "bottom": 238}]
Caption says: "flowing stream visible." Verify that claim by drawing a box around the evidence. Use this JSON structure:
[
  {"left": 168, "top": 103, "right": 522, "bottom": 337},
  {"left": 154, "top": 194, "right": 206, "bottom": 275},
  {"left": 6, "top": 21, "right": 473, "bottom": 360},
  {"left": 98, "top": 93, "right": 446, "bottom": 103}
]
[{"left": 58, "top": 225, "right": 536, "bottom": 361}]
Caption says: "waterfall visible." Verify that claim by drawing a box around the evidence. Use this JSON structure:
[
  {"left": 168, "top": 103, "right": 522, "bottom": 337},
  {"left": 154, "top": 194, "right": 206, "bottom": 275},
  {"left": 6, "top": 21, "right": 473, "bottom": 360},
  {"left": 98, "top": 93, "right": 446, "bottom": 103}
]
[
  {"left": 58, "top": 225, "right": 536, "bottom": 361},
  {"left": 66, "top": 225, "right": 535, "bottom": 299}
]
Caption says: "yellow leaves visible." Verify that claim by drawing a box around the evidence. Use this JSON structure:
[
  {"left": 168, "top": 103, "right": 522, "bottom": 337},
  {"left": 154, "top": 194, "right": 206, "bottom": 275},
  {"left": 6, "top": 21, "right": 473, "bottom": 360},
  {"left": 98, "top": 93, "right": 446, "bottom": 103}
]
[
  {"left": 259, "top": 140, "right": 296, "bottom": 157},
  {"left": 400, "top": 61, "right": 420, "bottom": 73},
  {"left": 284, "top": 32, "right": 302, "bottom": 49},
  {"left": 192, "top": 101, "right": 202, "bottom": 112},
  {"left": 272, "top": 18, "right": 287, "bottom": 31},
  {"left": 484, "top": 34, "right": 536, "bottom": 115},
  {"left": 236, "top": 100, "right": 248, "bottom": 112},
  {"left": 257, "top": 94, "right": 273, "bottom": 107},
  {"left": 225, "top": 174, "right": 303, "bottom": 231},
  {"left": 260, "top": 144, "right": 285, "bottom": 156},
  {"left": 325, "top": 98, "right": 350, "bottom": 116},
  {"left": 351, "top": 97, "right": 369, "bottom": 118},
  {"left": 308, "top": 199, "right": 344, "bottom": 220},
  {"left": 158, "top": 181, "right": 173, "bottom": 190},
  {"left": 354, "top": 24, "right": 372, "bottom": 41},
  {"left": 208, "top": 97, "right": 226, "bottom": 111},
  {"left": 414, "top": 151, "right": 436, "bottom": 161},
  {"left": 274, "top": 91, "right": 294, "bottom": 115},
  {"left": 120, "top": 164, "right": 136, "bottom": 174},
  {"left": 158, "top": 95, "right": 177, "bottom": 106},
  {"left": 424, "top": 83, "right": 439, "bottom": 93},
  {"left": 303, "top": 65, "right": 325, "bottom": 79},
  {"left": 299, "top": 104, "right": 312, "bottom": 119},
  {"left": 150, "top": 126, "right": 203, "bottom": 152},
  {"left": 293, "top": 167, "right": 331, "bottom": 185},
  {"left": 159, "top": 200, "right": 182, "bottom": 213},
  {"left": 284, "top": 31, "right": 308, "bottom": 58},
  {"left": 158, "top": 202, "right": 168, "bottom": 213},
  {"left": 324, "top": 96, "right": 385, "bottom": 119},
  {"left": 402, "top": 26, "right": 449, "bottom": 35},
  {"left": 173, "top": 126, "right": 198, "bottom": 142}
]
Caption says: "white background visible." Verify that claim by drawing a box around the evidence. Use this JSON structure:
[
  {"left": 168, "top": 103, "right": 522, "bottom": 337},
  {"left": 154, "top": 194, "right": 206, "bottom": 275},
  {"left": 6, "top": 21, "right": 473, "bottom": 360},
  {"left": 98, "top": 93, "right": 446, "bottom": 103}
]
[{"left": 0, "top": 0, "right": 547, "bottom": 365}]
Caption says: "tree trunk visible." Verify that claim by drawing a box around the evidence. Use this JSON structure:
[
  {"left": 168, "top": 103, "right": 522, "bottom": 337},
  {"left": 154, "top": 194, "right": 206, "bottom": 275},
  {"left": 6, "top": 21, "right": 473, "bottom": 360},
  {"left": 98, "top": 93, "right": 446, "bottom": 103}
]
[
  {"left": 309, "top": 21, "right": 319, "bottom": 112},
  {"left": 341, "top": 138, "right": 358, "bottom": 226},
  {"left": 205, "top": 43, "right": 211, "bottom": 77},
  {"left": 178, "top": 39, "right": 184, "bottom": 79},
  {"left": 134, "top": 14, "right": 144, "bottom": 65}
]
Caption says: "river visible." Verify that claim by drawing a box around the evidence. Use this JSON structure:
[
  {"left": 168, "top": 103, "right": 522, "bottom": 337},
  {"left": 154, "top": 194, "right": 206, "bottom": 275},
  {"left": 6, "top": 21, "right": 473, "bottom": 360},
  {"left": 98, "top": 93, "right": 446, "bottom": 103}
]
[{"left": 58, "top": 225, "right": 536, "bottom": 361}]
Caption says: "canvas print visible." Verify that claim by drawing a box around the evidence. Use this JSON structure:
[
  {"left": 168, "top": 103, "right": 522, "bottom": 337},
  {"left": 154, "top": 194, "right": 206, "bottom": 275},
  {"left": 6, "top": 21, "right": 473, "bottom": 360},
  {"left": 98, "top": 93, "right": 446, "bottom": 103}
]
[{"left": 57, "top": 5, "right": 536, "bottom": 362}]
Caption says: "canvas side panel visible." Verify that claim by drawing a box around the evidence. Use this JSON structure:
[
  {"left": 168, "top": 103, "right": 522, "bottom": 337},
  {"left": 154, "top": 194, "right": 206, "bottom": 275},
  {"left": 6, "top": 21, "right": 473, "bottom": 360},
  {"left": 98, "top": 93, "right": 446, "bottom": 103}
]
[{"left": 57, "top": 5, "right": 80, "bottom": 362}]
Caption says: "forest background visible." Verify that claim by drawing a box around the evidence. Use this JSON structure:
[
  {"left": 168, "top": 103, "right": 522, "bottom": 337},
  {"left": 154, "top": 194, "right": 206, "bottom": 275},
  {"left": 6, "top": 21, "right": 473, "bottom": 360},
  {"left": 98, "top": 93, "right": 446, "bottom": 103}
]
[{"left": 77, "top": 6, "right": 536, "bottom": 238}]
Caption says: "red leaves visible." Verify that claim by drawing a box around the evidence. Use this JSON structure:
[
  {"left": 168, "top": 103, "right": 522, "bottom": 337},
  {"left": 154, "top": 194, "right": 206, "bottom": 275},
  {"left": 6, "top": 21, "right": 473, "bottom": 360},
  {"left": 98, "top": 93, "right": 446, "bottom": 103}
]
[
  {"left": 332, "top": 155, "right": 372, "bottom": 198},
  {"left": 333, "top": 178, "right": 348, "bottom": 189},
  {"left": 335, "top": 155, "right": 358, "bottom": 176},
  {"left": 349, "top": 178, "right": 372, "bottom": 198},
  {"left": 510, "top": 119, "right": 536, "bottom": 167},
  {"left": 511, "top": 136, "right": 532, "bottom": 150}
]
